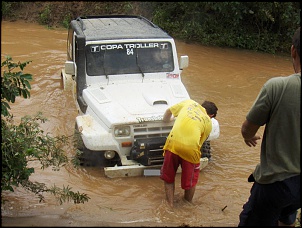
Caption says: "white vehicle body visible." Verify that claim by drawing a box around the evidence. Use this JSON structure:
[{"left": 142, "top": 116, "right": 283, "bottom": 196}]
[{"left": 61, "top": 15, "right": 219, "bottom": 177}]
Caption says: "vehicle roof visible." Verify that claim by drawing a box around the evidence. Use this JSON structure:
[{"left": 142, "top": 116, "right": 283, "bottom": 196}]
[{"left": 70, "top": 15, "right": 172, "bottom": 41}]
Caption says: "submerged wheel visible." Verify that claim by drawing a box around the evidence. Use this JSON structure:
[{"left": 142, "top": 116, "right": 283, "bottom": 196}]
[
  {"left": 74, "top": 123, "right": 102, "bottom": 166},
  {"left": 201, "top": 140, "right": 211, "bottom": 160},
  {"left": 74, "top": 123, "right": 121, "bottom": 167}
]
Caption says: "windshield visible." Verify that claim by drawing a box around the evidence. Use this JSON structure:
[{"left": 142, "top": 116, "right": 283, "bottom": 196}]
[{"left": 85, "top": 42, "right": 174, "bottom": 76}]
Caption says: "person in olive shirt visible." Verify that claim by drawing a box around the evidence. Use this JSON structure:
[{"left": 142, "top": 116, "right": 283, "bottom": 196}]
[
  {"left": 239, "top": 27, "right": 300, "bottom": 226},
  {"left": 160, "top": 99, "right": 218, "bottom": 208}
]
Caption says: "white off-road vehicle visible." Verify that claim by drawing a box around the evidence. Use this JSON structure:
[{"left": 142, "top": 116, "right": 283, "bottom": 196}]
[{"left": 61, "top": 15, "right": 220, "bottom": 178}]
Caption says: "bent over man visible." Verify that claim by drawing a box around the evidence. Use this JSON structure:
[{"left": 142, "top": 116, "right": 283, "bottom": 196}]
[{"left": 160, "top": 99, "right": 218, "bottom": 207}]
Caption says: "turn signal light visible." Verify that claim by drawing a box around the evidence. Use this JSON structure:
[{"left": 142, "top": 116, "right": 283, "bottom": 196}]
[{"left": 122, "top": 142, "right": 132, "bottom": 147}]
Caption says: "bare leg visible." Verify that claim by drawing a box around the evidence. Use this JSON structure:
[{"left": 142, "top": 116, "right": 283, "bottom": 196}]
[
  {"left": 164, "top": 182, "right": 175, "bottom": 207},
  {"left": 184, "top": 185, "right": 196, "bottom": 203}
]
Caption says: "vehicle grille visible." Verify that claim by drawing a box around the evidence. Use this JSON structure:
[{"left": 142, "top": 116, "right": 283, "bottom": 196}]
[{"left": 133, "top": 125, "right": 172, "bottom": 139}]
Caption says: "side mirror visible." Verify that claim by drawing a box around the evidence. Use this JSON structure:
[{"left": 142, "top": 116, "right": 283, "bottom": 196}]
[
  {"left": 179, "top": 55, "right": 189, "bottom": 70},
  {"left": 65, "top": 61, "right": 75, "bottom": 75}
]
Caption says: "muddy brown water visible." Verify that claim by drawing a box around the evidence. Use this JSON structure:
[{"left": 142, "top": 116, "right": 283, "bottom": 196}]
[{"left": 1, "top": 21, "right": 294, "bottom": 227}]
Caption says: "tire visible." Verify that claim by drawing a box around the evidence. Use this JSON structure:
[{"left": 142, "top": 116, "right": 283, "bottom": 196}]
[
  {"left": 74, "top": 122, "right": 121, "bottom": 167},
  {"left": 201, "top": 140, "right": 211, "bottom": 160},
  {"left": 74, "top": 123, "right": 101, "bottom": 166}
]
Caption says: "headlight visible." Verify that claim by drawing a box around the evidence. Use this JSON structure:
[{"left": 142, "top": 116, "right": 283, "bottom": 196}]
[
  {"left": 114, "top": 126, "right": 130, "bottom": 137},
  {"left": 104, "top": 150, "right": 116, "bottom": 159}
]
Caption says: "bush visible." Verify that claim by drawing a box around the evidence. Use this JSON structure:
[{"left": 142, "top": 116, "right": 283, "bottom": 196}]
[{"left": 1, "top": 56, "right": 90, "bottom": 205}]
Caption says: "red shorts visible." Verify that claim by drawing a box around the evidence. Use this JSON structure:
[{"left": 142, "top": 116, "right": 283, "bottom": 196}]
[{"left": 160, "top": 150, "right": 200, "bottom": 190}]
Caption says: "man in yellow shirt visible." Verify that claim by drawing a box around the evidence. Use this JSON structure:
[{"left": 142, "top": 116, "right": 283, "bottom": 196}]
[{"left": 160, "top": 99, "right": 218, "bottom": 207}]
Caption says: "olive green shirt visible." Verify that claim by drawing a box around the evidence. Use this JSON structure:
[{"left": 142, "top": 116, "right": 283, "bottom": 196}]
[{"left": 246, "top": 73, "right": 301, "bottom": 184}]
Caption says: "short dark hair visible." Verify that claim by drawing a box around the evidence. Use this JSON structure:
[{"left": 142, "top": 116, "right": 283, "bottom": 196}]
[
  {"left": 292, "top": 27, "right": 300, "bottom": 57},
  {"left": 202, "top": 101, "right": 218, "bottom": 118}
]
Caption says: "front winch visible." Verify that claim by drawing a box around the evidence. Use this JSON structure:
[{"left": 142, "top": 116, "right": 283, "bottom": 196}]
[{"left": 128, "top": 137, "right": 167, "bottom": 166}]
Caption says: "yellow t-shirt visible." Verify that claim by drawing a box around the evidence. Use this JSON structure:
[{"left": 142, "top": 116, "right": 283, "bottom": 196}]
[{"left": 163, "top": 99, "right": 212, "bottom": 164}]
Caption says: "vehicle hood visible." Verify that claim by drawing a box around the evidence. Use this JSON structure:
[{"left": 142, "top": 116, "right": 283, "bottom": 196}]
[{"left": 82, "top": 80, "right": 190, "bottom": 126}]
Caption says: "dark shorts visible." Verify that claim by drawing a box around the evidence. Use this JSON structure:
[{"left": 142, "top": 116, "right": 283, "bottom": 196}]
[
  {"left": 238, "top": 174, "right": 300, "bottom": 226},
  {"left": 160, "top": 150, "right": 200, "bottom": 189}
]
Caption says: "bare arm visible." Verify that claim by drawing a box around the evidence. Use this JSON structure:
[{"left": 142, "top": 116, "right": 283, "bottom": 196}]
[
  {"left": 241, "top": 119, "right": 261, "bottom": 147},
  {"left": 163, "top": 108, "right": 173, "bottom": 123}
]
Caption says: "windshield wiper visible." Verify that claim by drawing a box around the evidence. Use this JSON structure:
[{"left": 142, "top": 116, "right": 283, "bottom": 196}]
[
  {"left": 136, "top": 51, "right": 145, "bottom": 82},
  {"left": 102, "top": 50, "right": 108, "bottom": 80}
]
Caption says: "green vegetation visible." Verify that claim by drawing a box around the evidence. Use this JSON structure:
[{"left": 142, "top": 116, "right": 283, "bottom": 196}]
[
  {"left": 1, "top": 56, "right": 90, "bottom": 205},
  {"left": 38, "top": 3, "right": 52, "bottom": 27},
  {"left": 152, "top": 2, "right": 300, "bottom": 54},
  {"left": 1, "top": 1, "right": 299, "bottom": 54}
]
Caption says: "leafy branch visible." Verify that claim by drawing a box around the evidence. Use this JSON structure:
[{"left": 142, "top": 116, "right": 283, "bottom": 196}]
[{"left": 1, "top": 56, "right": 90, "bottom": 205}]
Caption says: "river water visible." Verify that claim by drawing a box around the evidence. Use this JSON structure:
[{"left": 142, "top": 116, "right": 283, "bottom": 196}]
[{"left": 1, "top": 21, "right": 294, "bottom": 227}]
